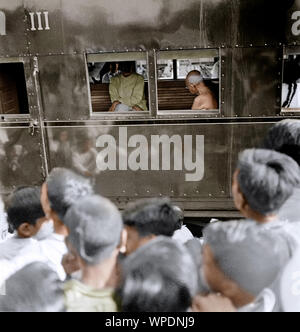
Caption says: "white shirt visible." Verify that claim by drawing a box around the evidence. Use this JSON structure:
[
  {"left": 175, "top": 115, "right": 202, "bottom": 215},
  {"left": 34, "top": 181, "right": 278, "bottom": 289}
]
[
  {"left": 172, "top": 225, "right": 194, "bottom": 244},
  {"left": 39, "top": 233, "right": 68, "bottom": 281},
  {"left": 0, "top": 236, "right": 47, "bottom": 287},
  {"left": 278, "top": 188, "right": 300, "bottom": 223}
]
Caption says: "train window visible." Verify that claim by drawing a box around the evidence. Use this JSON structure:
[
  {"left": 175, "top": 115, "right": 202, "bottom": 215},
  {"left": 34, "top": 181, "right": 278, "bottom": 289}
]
[
  {"left": 282, "top": 51, "right": 300, "bottom": 113},
  {"left": 87, "top": 53, "right": 149, "bottom": 114},
  {"left": 0, "top": 63, "right": 29, "bottom": 115},
  {"left": 157, "top": 49, "right": 220, "bottom": 112}
]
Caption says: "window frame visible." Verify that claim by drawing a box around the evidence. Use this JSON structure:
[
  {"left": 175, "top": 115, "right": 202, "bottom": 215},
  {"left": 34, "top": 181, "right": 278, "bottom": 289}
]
[
  {"left": 0, "top": 57, "right": 31, "bottom": 121},
  {"left": 86, "top": 51, "right": 154, "bottom": 120},
  {"left": 155, "top": 48, "right": 222, "bottom": 118},
  {"left": 281, "top": 46, "right": 300, "bottom": 115}
]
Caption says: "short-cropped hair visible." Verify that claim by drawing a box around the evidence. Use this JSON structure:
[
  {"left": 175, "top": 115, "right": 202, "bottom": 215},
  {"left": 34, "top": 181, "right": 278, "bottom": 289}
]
[
  {"left": 263, "top": 120, "right": 300, "bottom": 166},
  {"left": 65, "top": 195, "right": 123, "bottom": 265},
  {"left": 7, "top": 187, "right": 44, "bottom": 231},
  {"left": 237, "top": 149, "right": 300, "bottom": 216},
  {"left": 204, "top": 220, "right": 294, "bottom": 296},
  {"left": 122, "top": 198, "right": 182, "bottom": 237},
  {"left": 46, "top": 168, "right": 93, "bottom": 221},
  {"left": 0, "top": 262, "right": 64, "bottom": 312},
  {"left": 116, "top": 237, "right": 198, "bottom": 312}
]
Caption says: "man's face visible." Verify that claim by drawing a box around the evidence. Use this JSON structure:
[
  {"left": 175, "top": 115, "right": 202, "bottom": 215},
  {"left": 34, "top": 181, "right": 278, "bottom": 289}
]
[
  {"left": 41, "top": 182, "right": 52, "bottom": 218},
  {"left": 125, "top": 226, "right": 156, "bottom": 256},
  {"left": 185, "top": 81, "right": 197, "bottom": 95}
]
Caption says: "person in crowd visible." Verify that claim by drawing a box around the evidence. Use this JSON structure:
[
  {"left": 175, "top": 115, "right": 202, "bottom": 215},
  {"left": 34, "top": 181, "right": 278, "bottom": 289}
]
[
  {"left": 122, "top": 198, "right": 182, "bottom": 255},
  {"left": 72, "top": 136, "right": 98, "bottom": 178},
  {"left": 0, "top": 196, "right": 9, "bottom": 242},
  {"left": 0, "top": 262, "right": 65, "bottom": 312},
  {"left": 185, "top": 70, "right": 218, "bottom": 110},
  {"left": 40, "top": 168, "right": 94, "bottom": 281},
  {"left": 109, "top": 61, "right": 147, "bottom": 112},
  {"left": 201, "top": 149, "right": 300, "bottom": 307},
  {"left": 115, "top": 236, "right": 199, "bottom": 312},
  {"left": 172, "top": 205, "right": 194, "bottom": 244},
  {"left": 262, "top": 119, "right": 300, "bottom": 222},
  {"left": 63, "top": 195, "right": 124, "bottom": 312},
  {"left": 53, "top": 130, "right": 73, "bottom": 169},
  {"left": 102, "top": 62, "right": 121, "bottom": 83},
  {"left": 0, "top": 187, "right": 49, "bottom": 286}
]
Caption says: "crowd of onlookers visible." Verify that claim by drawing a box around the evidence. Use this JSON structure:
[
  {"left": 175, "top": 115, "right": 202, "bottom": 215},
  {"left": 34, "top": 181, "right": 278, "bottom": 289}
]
[{"left": 0, "top": 119, "right": 300, "bottom": 312}]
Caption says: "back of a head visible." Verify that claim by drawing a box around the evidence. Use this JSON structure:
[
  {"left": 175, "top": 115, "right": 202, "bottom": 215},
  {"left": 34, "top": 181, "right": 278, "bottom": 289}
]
[
  {"left": 263, "top": 120, "right": 300, "bottom": 166},
  {"left": 122, "top": 198, "right": 181, "bottom": 237},
  {"left": 7, "top": 187, "right": 44, "bottom": 231},
  {"left": 0, "top": 262, "right": 64, "bottom": 312},
  {"left": 116, "top": 237, "right": 198, "bottom": 312},
  {"left": 237, "top": 149, "right": 300, "bottom": 216},
  {"left": 65, "top": 195, "right": 123, "bottom": 265},
  {"left": 204, "top": 221, "right": 292, "bottom": 296},
  {"left": 46, "top": 168, "right": 93, "bottom": 221}
]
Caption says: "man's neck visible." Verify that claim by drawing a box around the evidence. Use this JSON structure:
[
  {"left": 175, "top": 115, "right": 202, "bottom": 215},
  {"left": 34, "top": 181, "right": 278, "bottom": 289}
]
[
  {"left": 245, "top": 210, "right": 278, "bottom": 224},
  {"left": 81, "top": 255, "right": 117, "bottom": 290},
  {"left": 53, "top": 214, "right": 68, "bottom": 237}
]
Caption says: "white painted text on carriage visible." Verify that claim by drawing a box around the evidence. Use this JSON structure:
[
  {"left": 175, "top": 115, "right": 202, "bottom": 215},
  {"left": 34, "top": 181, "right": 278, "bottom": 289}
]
[
  {"left": 96, "top": 127, "right": 205, "bottom": 182},
  {"left": 29, "top": 12, "right": 50, "bottom": 31},
  {"left": 0, "top": 11, "right": 6, "bottom": 36},
  {"left": 292, "top": 11, "right": 300, "bottom": 36}
]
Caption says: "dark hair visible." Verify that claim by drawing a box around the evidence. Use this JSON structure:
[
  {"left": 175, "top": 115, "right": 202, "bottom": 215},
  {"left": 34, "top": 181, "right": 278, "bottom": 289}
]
[
  {"left": 262, "top": 120, "right": 300, "bottom": 166},
  {"left": 237, "top": 149, "right": 300, "bottom": 216},
  {"left": 115, "top": 237, "right": 198, "bottom": 312},
  {"left": 46, "top": 168, "right": 93, "bottom": 221},
  {"left": 122, "top": 198, "right": 181, "bottom": 237},
  {"left": 7, "top": 187, "right": 44, "bottom": 230}
]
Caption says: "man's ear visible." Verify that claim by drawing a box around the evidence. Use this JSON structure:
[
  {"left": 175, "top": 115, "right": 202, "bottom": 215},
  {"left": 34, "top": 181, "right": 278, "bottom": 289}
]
[{"left": 18, "top": 223, "right": 35, "bottom": 238}]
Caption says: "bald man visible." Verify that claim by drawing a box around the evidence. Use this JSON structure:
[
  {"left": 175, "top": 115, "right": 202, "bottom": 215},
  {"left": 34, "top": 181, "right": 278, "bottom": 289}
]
[{"left": 186, "top": 70, "right": 218, "bottom": 110}]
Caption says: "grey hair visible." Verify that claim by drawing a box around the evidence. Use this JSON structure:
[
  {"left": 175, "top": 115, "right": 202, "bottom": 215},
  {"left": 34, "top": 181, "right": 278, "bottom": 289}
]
[
  {"left": 186, "top": 70, "right": 204, "bottom": 85},
  {"left": 237, "top": 149, "right": 300, "bottom": 216},
  {"left": 262, "top": 120, "right": 300, "bottom": 166},
  {"left": 0, "top": 263, "right": 65, "bottom": 312},
  {"left": 46, "top": 168, "right": 94, "bottom": 221},
  {"left": 65, "top": 195, "right": 123, "bottom": 266},
  {"left": 116, "top": 236, "right": 198, "bottom": 312}
]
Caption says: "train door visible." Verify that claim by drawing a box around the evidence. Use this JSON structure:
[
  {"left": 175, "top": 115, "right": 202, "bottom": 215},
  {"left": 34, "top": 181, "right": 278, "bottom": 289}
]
[{"left": 0, "top": 57, "right": 46, "bottom": 196}]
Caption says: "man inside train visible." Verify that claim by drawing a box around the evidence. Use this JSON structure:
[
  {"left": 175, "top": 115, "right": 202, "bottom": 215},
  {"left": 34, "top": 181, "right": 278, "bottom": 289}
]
[
  {"left": 185, "top": 70, "right": 218, "bottom": 110},
  {"left": 108, "top": 61, "right": 148, "bottom": 112}
]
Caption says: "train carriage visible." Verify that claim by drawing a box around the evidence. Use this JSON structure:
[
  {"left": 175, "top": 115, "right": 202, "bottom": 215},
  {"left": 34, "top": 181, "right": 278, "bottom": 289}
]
[{"left": 0, "top": 0, "right": 299, "bottom": 221}]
